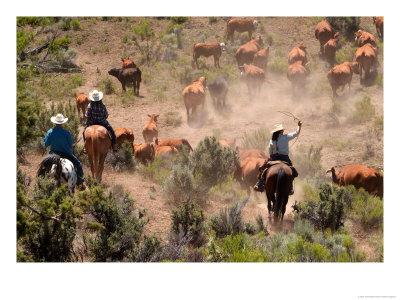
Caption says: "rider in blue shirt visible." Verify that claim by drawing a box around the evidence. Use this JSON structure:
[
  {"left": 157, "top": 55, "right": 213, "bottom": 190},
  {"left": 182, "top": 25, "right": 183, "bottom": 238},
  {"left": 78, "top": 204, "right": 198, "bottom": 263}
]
[{"left": 44, "top": 113, "right": 85, "bottom": 189}]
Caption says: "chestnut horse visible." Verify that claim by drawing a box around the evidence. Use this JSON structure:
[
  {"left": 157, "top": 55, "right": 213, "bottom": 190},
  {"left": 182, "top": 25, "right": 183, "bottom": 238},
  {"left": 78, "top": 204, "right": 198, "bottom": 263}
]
[
  {"left": 264, "top": 162, "right": 294, "bottom": 222},
  {"left": 85, "top": 125, "right": 111, "bottom": 182}
]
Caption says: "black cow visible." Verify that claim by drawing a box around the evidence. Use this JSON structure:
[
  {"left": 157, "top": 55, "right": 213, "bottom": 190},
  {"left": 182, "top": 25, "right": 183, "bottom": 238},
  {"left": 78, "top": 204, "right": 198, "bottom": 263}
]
[
  {"left": 208, "top": 74, "right": 229, "bottom": 110},
  {"left": 108, "top": 67, "right": 142, "bottom": 95}
]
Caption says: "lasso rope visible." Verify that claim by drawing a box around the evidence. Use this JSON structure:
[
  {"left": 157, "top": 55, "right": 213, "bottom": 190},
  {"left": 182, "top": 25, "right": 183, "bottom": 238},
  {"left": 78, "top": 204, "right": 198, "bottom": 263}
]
[{"left": 276, "top": 110, "right": 302, "bottom": 147}]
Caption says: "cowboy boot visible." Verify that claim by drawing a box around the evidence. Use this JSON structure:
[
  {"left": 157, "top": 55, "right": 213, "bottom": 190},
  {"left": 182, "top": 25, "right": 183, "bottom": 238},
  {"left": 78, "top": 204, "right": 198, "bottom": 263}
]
[{"left": 254, "top": 177, "right": 265, "bottom": 192}]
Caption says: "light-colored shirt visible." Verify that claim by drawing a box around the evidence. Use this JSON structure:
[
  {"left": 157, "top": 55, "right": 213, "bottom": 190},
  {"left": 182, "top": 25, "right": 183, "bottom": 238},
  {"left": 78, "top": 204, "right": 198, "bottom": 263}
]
[{"left": 268, "top": 131, "right": 298, "bottom": 156}]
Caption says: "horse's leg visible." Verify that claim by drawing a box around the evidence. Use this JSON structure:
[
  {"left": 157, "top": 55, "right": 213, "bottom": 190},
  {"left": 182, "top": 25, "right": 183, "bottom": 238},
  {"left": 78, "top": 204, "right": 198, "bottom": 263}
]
[{"left": 266, "top": 189, "right": 274, "bottom": 216}]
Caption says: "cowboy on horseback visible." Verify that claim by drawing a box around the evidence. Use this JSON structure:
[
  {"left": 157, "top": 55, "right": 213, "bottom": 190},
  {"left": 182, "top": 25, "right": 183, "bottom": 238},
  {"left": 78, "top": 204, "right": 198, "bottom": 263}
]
[
  {"left": 83, "top": 90, "right": 118, "bottom": 152},
  {"left": 254, "top": 120, "right": 302, "bottom": 194},
  {"left": 44, "top": 113, "right": 85, "bottom": 189}
]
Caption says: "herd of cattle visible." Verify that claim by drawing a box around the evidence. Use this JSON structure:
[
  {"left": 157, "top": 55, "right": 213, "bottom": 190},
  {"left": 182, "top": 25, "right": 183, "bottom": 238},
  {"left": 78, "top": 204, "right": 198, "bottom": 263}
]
[{"left": 74, "top": 17, "right": 384, "bottom": 199}]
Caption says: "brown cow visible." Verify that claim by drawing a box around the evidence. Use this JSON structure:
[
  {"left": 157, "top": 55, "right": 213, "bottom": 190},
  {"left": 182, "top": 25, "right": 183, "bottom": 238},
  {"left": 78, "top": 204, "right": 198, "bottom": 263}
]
[
  {"left": 154, "top": 138, "right": 179, "bottom": 159},
  {"left": 287, "top": 60, "right": 308, "bottom": 91},
  {"left": 75, "top": 93, "right": 90, "bottom": 119},
  {"left": 157, "top": 138, "right": 193, "bottom": 152},
  {"left": 235, "top": 36, "right": 264, "bottom": 67},
  {"left": 192, "top": 42, "right": 226, "bottom": 69},
  {"left": 327, "top": 164, "right": 383, "bottom": 199},
  {"left": 314, "top": 20, "right": 335, "bottom": 53},
  {"left": 182, "top": 77, "right": 207, "bottom": 122},
  {"left": 288, "top": 43, "right": 307, "bottom": 66},
  {"left": 327, "top": 61, "right": 360, "bottom": 99},
  {"left": 238, "top": 149, "right": 268, "bottom": 161},
  {"left": 373, "top": 17, "right": 383, "bottom": 39},
  {"left": 252, "top": 47, "right": 269, "bottom": 70},
  {"left": 114, "top": 127, "right": 135, "bottom": 152},
  {"left": 121, "top": 57, "right": 136, "bottom": 68},
  {"left": 355, "top": 43, "right": 377, "bottom": 84},
  {"left": 142, "top": 114, "right": 159, "bottom": 143},
  {"left": 108, "top": 67, "right": 141, "bottom": 95},
  {"left": 227, "top": 18, "right": 258, "bottom": 42},
  {"left": 239, "top": 64, "right": 265, "bottom": 99},
  {"left": 323, "top": 32, "right": 340, "bottom": 66},
  {"left": 133, "top": 143, "right": 155, "bottom": 164},
  {"left": 354, "top": 30, "right": 377, "bottom": 48},
  {"left": 234, "top": 156, "right": 266, "bottom": 193}
]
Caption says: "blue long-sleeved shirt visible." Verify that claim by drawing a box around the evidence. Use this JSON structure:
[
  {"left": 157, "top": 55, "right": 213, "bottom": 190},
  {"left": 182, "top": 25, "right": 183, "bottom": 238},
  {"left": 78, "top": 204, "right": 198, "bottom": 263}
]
[{"left": 44, "top": 126, "right": 74, "bottom": 156}]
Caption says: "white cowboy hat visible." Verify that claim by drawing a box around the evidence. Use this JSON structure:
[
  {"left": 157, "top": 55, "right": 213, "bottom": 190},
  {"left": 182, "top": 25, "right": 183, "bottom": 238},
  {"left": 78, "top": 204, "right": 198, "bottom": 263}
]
[
  {"left": 51, "top": 113, "right": 68, "bottom": 124},
  {"left": 89, "top": 89, "right": 103, "bottom": 101},
  {"left": 271, "top": 124, "right": 285, "bottom": 134}
]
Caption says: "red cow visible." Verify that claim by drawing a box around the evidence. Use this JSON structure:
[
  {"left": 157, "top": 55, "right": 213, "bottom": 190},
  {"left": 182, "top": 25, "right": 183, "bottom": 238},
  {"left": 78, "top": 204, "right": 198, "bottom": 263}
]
[
  {"left": 142, "top": 114, "right": 159, "bottom": 143},
  {"left": 354, "top": 30, "right": 377, "bottom": 48},
  {"left": 192, "top": 42, "right": 226, "bottom": 69},
  {"left": 327, "top": 164, "right": 383, "bottom": 199},
  {"left": 154, "top": 139, "right": 179, "bottom": 159},
  {"left": 287, "top": 60, "right": 308, "bottom": 91},
  {"left": 182, "top": 77, "right": 207, "bottom": 122},
  {"left": 227, "top": 18, "right": 258, "bottom": 42},
  {"left": 133, "top": 143, "right": 155, "bottom": 164},
  {"left": 114, "top": 127, "right": 135, "bottom": 152},
  {"left": 239, "top": 64, "right": 265, "bottom": 99},
  {"left": 238, "top": 149, "right": 268, "bottom": 161},
  {"left": 157, "top": 138, "right": 193, "bottom": 152},
  {"left": 327, "top": 61, "right": 360, "bottom": 99},
  {"left": 234, "top": 156, "right": 267, "bottom": 194},
  {"left": 121, "top": 57, "right": 136, "bottom": 68},
  {"left": 75, "top": 93, "right": 90, "bottom": 119},
  {"left": 235, "top": 36, "right": 264, "bottom": 67},
  {"left": 323, "top": 32, "right": 340, "bottom": 66},
  {"left": 373, "top": 17, "right": 383, "bottom": 39},
  {"left": 355, "top": 43, "right": 377, "bottom": 84},
  {"left": 252, "top": 47, "right": 269, "bottom": 70},
  {"left": 288, "top": 43, "right": 307, "bottom": 66},
  {"left": 314, "top": 20, "right": 335, "bottom": 53}
]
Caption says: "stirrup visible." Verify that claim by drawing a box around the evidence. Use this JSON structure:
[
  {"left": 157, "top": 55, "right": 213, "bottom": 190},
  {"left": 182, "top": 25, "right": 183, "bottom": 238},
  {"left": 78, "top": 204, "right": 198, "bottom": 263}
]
[{"left": 253, "top": 184, "right": 265, "bottom": 192}]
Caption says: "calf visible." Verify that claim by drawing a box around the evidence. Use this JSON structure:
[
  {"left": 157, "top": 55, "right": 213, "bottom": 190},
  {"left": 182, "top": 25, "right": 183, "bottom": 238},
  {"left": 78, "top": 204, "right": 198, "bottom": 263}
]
[
  {"left": 121, "top": 57, "right": 136, "bottom": 68},
  {"left": 288, "top": 43, "right": 307, "bottom": 66},
  {"left": 108, "top": 67, "right": 141, "bottom": 95},
  {"left": 114, "top": 127, "right": 135, "bottom": 152},
  {"left": 354, "top": 30, "right": 377, "bottom": 48},
  {"left": 355, "top": 43, "right": 377, "bottom": 84},
  {"left": 192, "top": 42, "right": 226, "bottom": 69},
  {"left": 323, "top": 32, "right": 340, "bottom": 66},
  {"left": 227, "top": 18, "right": 258, "bottom": 42},
  {"left": 252, "top": 47, "right": 269, "bottom": 70},
  {"left": 235, "top": 35, "right": 264, "bottom": 67},
  {"left": 239, "top": 64, "right": 265, "bottom": 99},
  {"left": 154, "top": 139, "right": 179, "bottom": 159},
  {"left": 182, "top": 77, "right": 207, "bottom": 122},
  {"left": 75, "top": 93, "right": 90, "bottom": 119},
  {"left": 142, "top": 114, "right": 159, "bottom": 143},
  {"left": 373, "top": 17, "right": 383, "bottom": 39},
  {"left": 314, "top": 20, "right": 335, "bottom": 53},
  {"left": 133, "top": 143, "right": 155, "bottom": 164},
  {"left": 327, "top": 164, "right": 383, "bottom": 199},
  {"left": 207, "top": 74, "right": 229, "bottom": 110},
  {"left": 157, "top": 138, "right": 193, "bottom": 152},
  {"left": 327, "top": 61, "right": 359, "bottom": 99}
]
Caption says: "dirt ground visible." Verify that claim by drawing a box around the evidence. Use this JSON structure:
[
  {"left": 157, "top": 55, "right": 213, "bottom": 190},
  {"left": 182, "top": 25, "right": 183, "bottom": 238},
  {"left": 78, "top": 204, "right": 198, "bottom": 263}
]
[{"left": 19, "top": 17, "right": 383, "bottom": 261}]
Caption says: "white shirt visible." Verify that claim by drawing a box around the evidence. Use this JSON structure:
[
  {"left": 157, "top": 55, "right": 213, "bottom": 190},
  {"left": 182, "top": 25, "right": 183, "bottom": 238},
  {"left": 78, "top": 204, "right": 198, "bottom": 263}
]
[{"left": 269, "top": 131, "right": 298, "bottom": 155}]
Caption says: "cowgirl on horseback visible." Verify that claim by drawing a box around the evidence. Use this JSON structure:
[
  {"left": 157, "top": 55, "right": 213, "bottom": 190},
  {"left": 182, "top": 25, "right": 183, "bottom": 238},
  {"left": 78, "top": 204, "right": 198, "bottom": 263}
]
[
  {"left": 44, "top": 113, "right": 85, "bottom": 190},
  {"left": 254, "top": 120, "right": 302, "bottom": 193}
]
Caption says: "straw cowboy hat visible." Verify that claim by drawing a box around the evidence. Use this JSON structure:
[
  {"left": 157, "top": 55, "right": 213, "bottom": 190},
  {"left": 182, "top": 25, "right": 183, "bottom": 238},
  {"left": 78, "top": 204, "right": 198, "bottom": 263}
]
[
  {"left": 51, "top": 113, "right": 68, "bottom": 124},
  {"left": 271, "top": 124, "right": 285, "bottom": 134},
  {"left": 89, "top": 89, "right": 103, "bottom": 101}
]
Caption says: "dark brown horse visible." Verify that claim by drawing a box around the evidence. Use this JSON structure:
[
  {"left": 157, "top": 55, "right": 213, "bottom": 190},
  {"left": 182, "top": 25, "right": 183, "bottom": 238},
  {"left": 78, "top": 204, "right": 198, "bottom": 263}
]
[{"left": 264, "top": 163, "right": 294, "bottom": 222}]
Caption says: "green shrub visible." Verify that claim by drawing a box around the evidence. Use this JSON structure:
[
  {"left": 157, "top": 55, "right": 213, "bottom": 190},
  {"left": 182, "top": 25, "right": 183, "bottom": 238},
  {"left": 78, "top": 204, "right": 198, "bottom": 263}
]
[
  {"left": 269, "top": 58, "right": 288, "bottom": 74},
  {"left": 78, "top": 184, "right": 152, "bottom": 262},
  {"left": 58, "top": 18, "right": 71, "bottom": 31},
  {"left": 75, "top": 35, "right": 83, "bottom": 45},
  {"left": 17, "top": 176, "right": 79, "bottom": 262},
  {"left": 17, "top": 17, "right": 55, "bottom": 27},
  {"left": 293, "top": 184, "right": 345, "bottom": 231},
  {"left": 105, "top": 140, "right": 136, "bottom": 172},
  {"left": 292, "top": 144, "right": 324, "bottom": 180},
  {"left": 208, "top": 175, "right": 247, "bottom": 202},
  {"left": 164, "top": 111, "right": 182, "bottom": 127},
  {"left": 352, "top": 95, "right": 375, "bottom": 123},
  {"left": 71, "top": 19, "right": 81, "bottom": 30},
  {"left": 335, "top": 46, "right": 357, "bottom": 64},
  {"left": 98, "top": 77, "right": 115, "bottom": 94},
  {"left": 122, "top": 34, "right": 129, "bottom": 43},
  {"left": 17, "top": 99, "right": 43, "bottom": 151},
  {"left": 240, "top": 126, "right": 270, "bottom": 150},
  {"left": 293, "top": 219, "right": 314, "bottom": 243},
  {"left": 71, "top": 74, "right": 85, "bottom": 86},
  {"left": 286, "top": 236, "right": 332, "bottom": 262},
  {"left": 190, "top": 136, "right": 239, "bottom": 189},
  {"left": 49, "top": 36, "right": 72, "bottom": 54},
  {"left": 17, "top": 28, "right": 34, "bottom": 55},
  {"left": 375, "top": 74, "right": 383, "bottom": 87},
  {"left": 137, "top": 156, "right": 170, "bottom": 184},
  {"left": 170, "top": 198, "right": 206, "bottom": 247},
  {"left": 373, "top": 115, "right": 383, "bottom": 139}
]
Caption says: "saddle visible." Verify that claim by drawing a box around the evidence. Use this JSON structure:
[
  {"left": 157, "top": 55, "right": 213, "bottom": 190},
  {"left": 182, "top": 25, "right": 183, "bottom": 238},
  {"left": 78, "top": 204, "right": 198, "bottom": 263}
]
[{"left": 263, "top": 160, "right": 298, "bottom": 178}]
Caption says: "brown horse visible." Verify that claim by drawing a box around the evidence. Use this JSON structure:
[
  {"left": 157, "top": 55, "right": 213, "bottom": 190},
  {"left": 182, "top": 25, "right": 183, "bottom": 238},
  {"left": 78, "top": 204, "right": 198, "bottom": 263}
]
[
  {"left": 85, "top": 125, "right": 111, "bottom": 182},
  {"left": 264, "top": 163, "right": 294, "bottom": 222}
]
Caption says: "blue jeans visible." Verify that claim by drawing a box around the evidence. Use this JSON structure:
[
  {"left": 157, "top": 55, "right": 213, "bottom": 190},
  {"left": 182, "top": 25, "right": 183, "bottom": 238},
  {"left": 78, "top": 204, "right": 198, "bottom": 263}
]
[
  {"left": 270, "top": 154, "right": 292, "bottom": 165},
  {"left": 52, "top": 151, "right": 84, "bottom": 184},
  {"left": 83, "top": 120, "right": 117, "bottom": 145}
]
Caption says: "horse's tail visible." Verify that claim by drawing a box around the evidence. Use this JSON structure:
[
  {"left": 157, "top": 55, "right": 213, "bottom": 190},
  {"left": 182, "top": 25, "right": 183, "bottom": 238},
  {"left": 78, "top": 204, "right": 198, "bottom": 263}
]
[
  {"left": 37, "top": 154, "right": 62, "bottom": 185},
  {"left": 274, "top": 167, "right": 287, "bottom": 220}
]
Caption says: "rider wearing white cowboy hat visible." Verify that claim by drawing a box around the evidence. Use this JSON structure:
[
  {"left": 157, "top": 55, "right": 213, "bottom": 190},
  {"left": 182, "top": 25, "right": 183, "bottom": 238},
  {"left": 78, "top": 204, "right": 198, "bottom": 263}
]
[
  {"left": 254, "top": 120, "right": 302, "bottom": 193},
  {"left": 44, "top": 113, "right": 85, "bottom": 189},
  {"left": 83, "top": 89, "right": 118, "bottom": 152}
]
